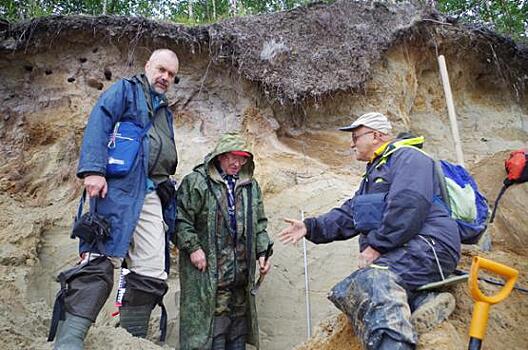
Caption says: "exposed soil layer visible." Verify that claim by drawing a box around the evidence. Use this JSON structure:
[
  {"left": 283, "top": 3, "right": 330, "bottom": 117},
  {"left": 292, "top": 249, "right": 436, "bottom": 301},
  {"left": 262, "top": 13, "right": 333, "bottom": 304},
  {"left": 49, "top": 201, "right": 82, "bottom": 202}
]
[
  {"left": 3, "top": 0, "right": 527, "bottom": 104},
  {"left": 0, "top": 1, "right": 527, "bottom": 349}
]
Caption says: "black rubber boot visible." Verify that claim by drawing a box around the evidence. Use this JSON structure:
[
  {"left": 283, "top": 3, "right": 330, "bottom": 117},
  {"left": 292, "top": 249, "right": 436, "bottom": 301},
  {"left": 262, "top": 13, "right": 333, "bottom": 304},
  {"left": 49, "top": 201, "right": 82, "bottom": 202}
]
[
  {"left": 53, "top": 312, "right": 92, "bottom": 350},
  {"left": 119, "top": 305, "right": 153, "bottom": 338}
]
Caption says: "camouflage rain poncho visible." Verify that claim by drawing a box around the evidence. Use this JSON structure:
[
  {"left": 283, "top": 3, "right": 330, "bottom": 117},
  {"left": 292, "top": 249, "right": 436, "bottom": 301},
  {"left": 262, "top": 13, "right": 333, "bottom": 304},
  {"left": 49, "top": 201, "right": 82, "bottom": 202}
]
[{"left": 176, "top": 133, "right": 271, "bottom": 350}]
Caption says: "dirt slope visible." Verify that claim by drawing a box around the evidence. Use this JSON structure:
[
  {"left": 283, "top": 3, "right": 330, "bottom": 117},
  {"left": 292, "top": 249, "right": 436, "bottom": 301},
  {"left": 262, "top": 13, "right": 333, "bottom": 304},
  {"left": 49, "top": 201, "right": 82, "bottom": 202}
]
[{"left": 0, "top": 1, "right": 527, "bottom": 349}]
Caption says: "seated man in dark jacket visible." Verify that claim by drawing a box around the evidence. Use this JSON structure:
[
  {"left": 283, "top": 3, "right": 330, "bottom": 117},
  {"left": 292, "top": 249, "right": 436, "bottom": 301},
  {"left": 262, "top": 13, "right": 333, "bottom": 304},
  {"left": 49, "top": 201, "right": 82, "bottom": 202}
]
[{"left": 279, "top": 112, "right": 460, "bottom": 350}]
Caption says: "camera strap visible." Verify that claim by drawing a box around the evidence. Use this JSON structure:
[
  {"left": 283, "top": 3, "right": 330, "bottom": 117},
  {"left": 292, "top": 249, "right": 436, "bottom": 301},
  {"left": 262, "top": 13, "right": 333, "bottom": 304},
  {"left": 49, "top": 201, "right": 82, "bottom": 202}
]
[
  {"left": 75, "top": 189, "right": 98, "bottom": 221},
  {"left": 72, "top": 190, "right": 109, "bottom": 255}
]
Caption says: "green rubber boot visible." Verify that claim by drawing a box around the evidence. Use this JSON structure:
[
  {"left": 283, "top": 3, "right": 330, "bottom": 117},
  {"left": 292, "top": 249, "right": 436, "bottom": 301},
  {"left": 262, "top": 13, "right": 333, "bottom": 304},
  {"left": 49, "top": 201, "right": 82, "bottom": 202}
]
[{"left": 53, "top": 312, "right": 92, "bottom": 350}]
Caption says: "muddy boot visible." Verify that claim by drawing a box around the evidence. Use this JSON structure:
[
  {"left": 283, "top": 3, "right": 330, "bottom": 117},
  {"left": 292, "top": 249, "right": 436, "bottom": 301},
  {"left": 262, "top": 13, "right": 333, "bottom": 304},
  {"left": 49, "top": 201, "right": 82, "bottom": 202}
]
[
  {"left": 53, "top": 312, "right": 91, "bottom": 350},
  {"left": 378, "top": 335, "right": 414, "bottom": 350},
  {"left": 328, "top": 268, "right": 416, "bottom": 349},
  {"left": 410, "top": 292, "right": 455, "bottom": 334},
  {"left": 119, "top": 305, "right": 153, "bottom": 338}
]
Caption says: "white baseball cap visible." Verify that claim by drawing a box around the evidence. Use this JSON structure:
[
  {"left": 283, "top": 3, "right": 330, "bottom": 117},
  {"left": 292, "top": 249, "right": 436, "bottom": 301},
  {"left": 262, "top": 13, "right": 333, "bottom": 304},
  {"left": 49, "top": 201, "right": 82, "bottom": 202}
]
[{"left": 339, "top": 112, "right": 392, "bottom": 134}]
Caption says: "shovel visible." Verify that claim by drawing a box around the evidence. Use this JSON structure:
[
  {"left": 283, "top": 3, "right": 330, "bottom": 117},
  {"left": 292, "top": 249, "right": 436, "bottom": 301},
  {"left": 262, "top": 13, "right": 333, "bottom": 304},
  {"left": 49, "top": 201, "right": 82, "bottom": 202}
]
[{"left": 468, "top": 256, "right": 518, "bottom": 350}]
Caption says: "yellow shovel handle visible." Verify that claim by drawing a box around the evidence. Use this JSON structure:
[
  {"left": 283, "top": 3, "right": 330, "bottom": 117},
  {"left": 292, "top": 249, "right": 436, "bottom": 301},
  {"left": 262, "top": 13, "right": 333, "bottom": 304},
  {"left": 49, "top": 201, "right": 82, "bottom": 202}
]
[
  {"left": 468, "top": 256, "right": 519, "bottom": 341},
  {"left": 469, "top": 256, "right": 518, "bottom": 305}
]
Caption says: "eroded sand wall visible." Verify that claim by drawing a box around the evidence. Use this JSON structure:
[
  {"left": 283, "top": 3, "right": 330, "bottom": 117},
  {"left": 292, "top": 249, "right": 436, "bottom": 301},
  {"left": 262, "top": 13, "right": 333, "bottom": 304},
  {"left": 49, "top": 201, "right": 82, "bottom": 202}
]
[{"left": 0, "top": 21, "right": 527, "bottom": 350}]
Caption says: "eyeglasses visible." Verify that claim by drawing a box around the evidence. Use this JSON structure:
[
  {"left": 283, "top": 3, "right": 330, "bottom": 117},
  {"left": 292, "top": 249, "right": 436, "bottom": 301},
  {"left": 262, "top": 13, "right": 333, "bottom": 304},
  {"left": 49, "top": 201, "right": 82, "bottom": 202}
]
[
  {"left": 225, "top": 154, "right": 248, "bottom": 165},
  {"left": 352, "top": 131, "right": 375, "bottom": 144}
]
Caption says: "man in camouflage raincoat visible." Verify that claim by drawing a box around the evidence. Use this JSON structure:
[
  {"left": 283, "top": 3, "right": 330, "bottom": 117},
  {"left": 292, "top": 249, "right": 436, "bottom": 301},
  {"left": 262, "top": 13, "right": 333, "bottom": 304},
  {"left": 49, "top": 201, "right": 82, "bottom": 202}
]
[{"left": 176, "top": 133, "right": 273, "bottom": 350}]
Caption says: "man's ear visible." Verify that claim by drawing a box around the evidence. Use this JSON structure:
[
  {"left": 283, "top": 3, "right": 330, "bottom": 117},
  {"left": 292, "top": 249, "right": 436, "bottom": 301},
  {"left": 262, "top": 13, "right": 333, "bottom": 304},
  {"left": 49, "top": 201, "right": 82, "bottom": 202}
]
[{"left": 372, "top": 131, "right": 381, "bottom": 144}]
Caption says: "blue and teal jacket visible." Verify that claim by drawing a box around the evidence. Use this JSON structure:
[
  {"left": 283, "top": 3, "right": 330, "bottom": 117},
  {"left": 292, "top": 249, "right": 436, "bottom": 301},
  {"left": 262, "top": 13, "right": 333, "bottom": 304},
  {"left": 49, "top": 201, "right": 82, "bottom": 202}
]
[
  {"left": 304, "top": 137, "right": 461, "bottom": 262},
  {"left": 76, "top": 76, "right": 175, "bottom": 258}
]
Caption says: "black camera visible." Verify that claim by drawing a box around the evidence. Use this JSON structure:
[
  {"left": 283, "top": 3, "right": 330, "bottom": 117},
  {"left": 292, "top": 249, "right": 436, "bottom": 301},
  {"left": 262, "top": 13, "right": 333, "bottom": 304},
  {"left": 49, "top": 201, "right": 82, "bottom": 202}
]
[{"left": 71, "top": 212, "right": 111, "bottom": 244}]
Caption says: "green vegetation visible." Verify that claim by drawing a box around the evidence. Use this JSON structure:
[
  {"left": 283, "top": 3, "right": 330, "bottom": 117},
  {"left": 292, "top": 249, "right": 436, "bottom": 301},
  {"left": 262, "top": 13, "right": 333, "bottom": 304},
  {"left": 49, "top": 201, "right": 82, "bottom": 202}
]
[
  {"left": 1, "top": 0, "right": 526, "bottom": 41},
  {"left": 0, "top": 0, "right": 314, "bottom": 23},
  {"left": 437, "top": 0, "right": 527, "bottom": 41}
]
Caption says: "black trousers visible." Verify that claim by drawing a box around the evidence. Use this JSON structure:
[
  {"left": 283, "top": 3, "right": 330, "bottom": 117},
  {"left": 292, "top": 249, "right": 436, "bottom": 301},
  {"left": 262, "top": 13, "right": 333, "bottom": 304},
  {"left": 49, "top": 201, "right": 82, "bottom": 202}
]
[{"left": 212, "top": 315, "right": 247, "bottom": 350}]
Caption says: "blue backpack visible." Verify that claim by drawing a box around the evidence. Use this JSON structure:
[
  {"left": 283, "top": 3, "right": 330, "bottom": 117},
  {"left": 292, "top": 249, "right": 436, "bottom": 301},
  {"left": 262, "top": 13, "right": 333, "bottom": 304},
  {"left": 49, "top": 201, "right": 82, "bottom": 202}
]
[
  {"left": 388, "top": 136, "right": 489, "bottom": 245},
  {"left": 434, "top": 160, "right": 489, "bottom": 244}
]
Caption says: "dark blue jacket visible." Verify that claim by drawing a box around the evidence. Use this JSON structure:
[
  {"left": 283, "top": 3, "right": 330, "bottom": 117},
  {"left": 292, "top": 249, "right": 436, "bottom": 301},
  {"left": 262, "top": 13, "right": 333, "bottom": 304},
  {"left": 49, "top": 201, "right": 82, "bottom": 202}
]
[
  {"left": 304, "top": 138, "right": 461, "bottom": 261},
  {"left": 77, "top": 77, "right": 175, "bottom": 257}
]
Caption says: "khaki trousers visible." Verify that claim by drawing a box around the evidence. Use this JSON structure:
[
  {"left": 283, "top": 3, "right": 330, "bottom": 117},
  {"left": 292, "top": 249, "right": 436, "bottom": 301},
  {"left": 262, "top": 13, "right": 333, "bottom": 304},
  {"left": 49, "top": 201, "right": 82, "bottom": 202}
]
[
  {"left": 126, "top": 191, "right": 167, "bottom": 280},
  {"left": 87, "top": 191, "right": 167, "bottom": 280}
]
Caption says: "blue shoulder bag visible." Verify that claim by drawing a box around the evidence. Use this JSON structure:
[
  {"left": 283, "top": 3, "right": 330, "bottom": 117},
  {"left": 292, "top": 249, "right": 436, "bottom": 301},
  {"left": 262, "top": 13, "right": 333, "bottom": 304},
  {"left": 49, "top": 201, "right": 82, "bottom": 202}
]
[{"left": 106, "top": 121, "right": 152, "bottom": 177}]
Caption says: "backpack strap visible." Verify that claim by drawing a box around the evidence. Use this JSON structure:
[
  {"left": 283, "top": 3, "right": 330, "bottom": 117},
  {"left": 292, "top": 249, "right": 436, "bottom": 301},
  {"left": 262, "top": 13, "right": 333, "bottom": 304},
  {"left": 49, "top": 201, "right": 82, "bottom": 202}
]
[
  {"left": 367, "top": 142, "right": 453, "bottom": 215},
  {"left": 433, "top": 160, "right": 451, "bottom": 213},
  {"left": 491, "top": 149, "right": 528, "bottom": 223}
]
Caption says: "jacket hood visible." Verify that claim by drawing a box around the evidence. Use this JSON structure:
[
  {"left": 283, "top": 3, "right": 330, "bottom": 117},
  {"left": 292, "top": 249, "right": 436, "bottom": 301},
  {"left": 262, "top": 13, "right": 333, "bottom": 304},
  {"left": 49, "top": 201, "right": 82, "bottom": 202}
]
[{"left": 194, "top": 133, "right": 255, "bottom": 182}]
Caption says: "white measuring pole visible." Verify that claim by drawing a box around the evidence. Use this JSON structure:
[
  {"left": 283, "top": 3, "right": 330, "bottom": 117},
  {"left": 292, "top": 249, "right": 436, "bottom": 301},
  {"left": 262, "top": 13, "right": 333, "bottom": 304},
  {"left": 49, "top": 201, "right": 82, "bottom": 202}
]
[
  {"left": 438, "top": 55, "right": 465, "bottom": 167},
  {"left": 301, "top": 210, "right": 312, "bottom": 338}
]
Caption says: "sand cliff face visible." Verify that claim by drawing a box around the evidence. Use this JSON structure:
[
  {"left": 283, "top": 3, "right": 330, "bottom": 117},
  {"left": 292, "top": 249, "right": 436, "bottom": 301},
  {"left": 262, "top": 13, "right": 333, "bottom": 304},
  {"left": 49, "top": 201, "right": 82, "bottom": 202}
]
[{"left": 0, "top": 3, "right": 527, "bottom": 349}]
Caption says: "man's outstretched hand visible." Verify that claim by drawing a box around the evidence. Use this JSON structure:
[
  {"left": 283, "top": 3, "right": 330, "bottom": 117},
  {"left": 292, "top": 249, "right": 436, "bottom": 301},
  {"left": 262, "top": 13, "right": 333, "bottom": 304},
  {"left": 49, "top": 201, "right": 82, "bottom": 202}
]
[{"left": 278, "top": 218, "right": 307, "bottom": 244}]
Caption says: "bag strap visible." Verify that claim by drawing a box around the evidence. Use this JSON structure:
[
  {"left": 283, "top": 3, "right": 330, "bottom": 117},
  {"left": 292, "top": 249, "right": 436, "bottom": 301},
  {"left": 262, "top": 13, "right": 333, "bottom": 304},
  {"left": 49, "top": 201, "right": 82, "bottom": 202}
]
[
  {"left": 204, "top": 176, "right": 238, "bottom": 240},
  {"left": 131, "top": 74, "right": 153, "bottom": 136},
  {"left": 74, "top": 191, "right": 86, "bottom": 224},
  {"left": 246, "top": 182, "right": 253, "bottom": 281},
  {"left": 108, "top": 76, "right": 153, "bottom": 143}
]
